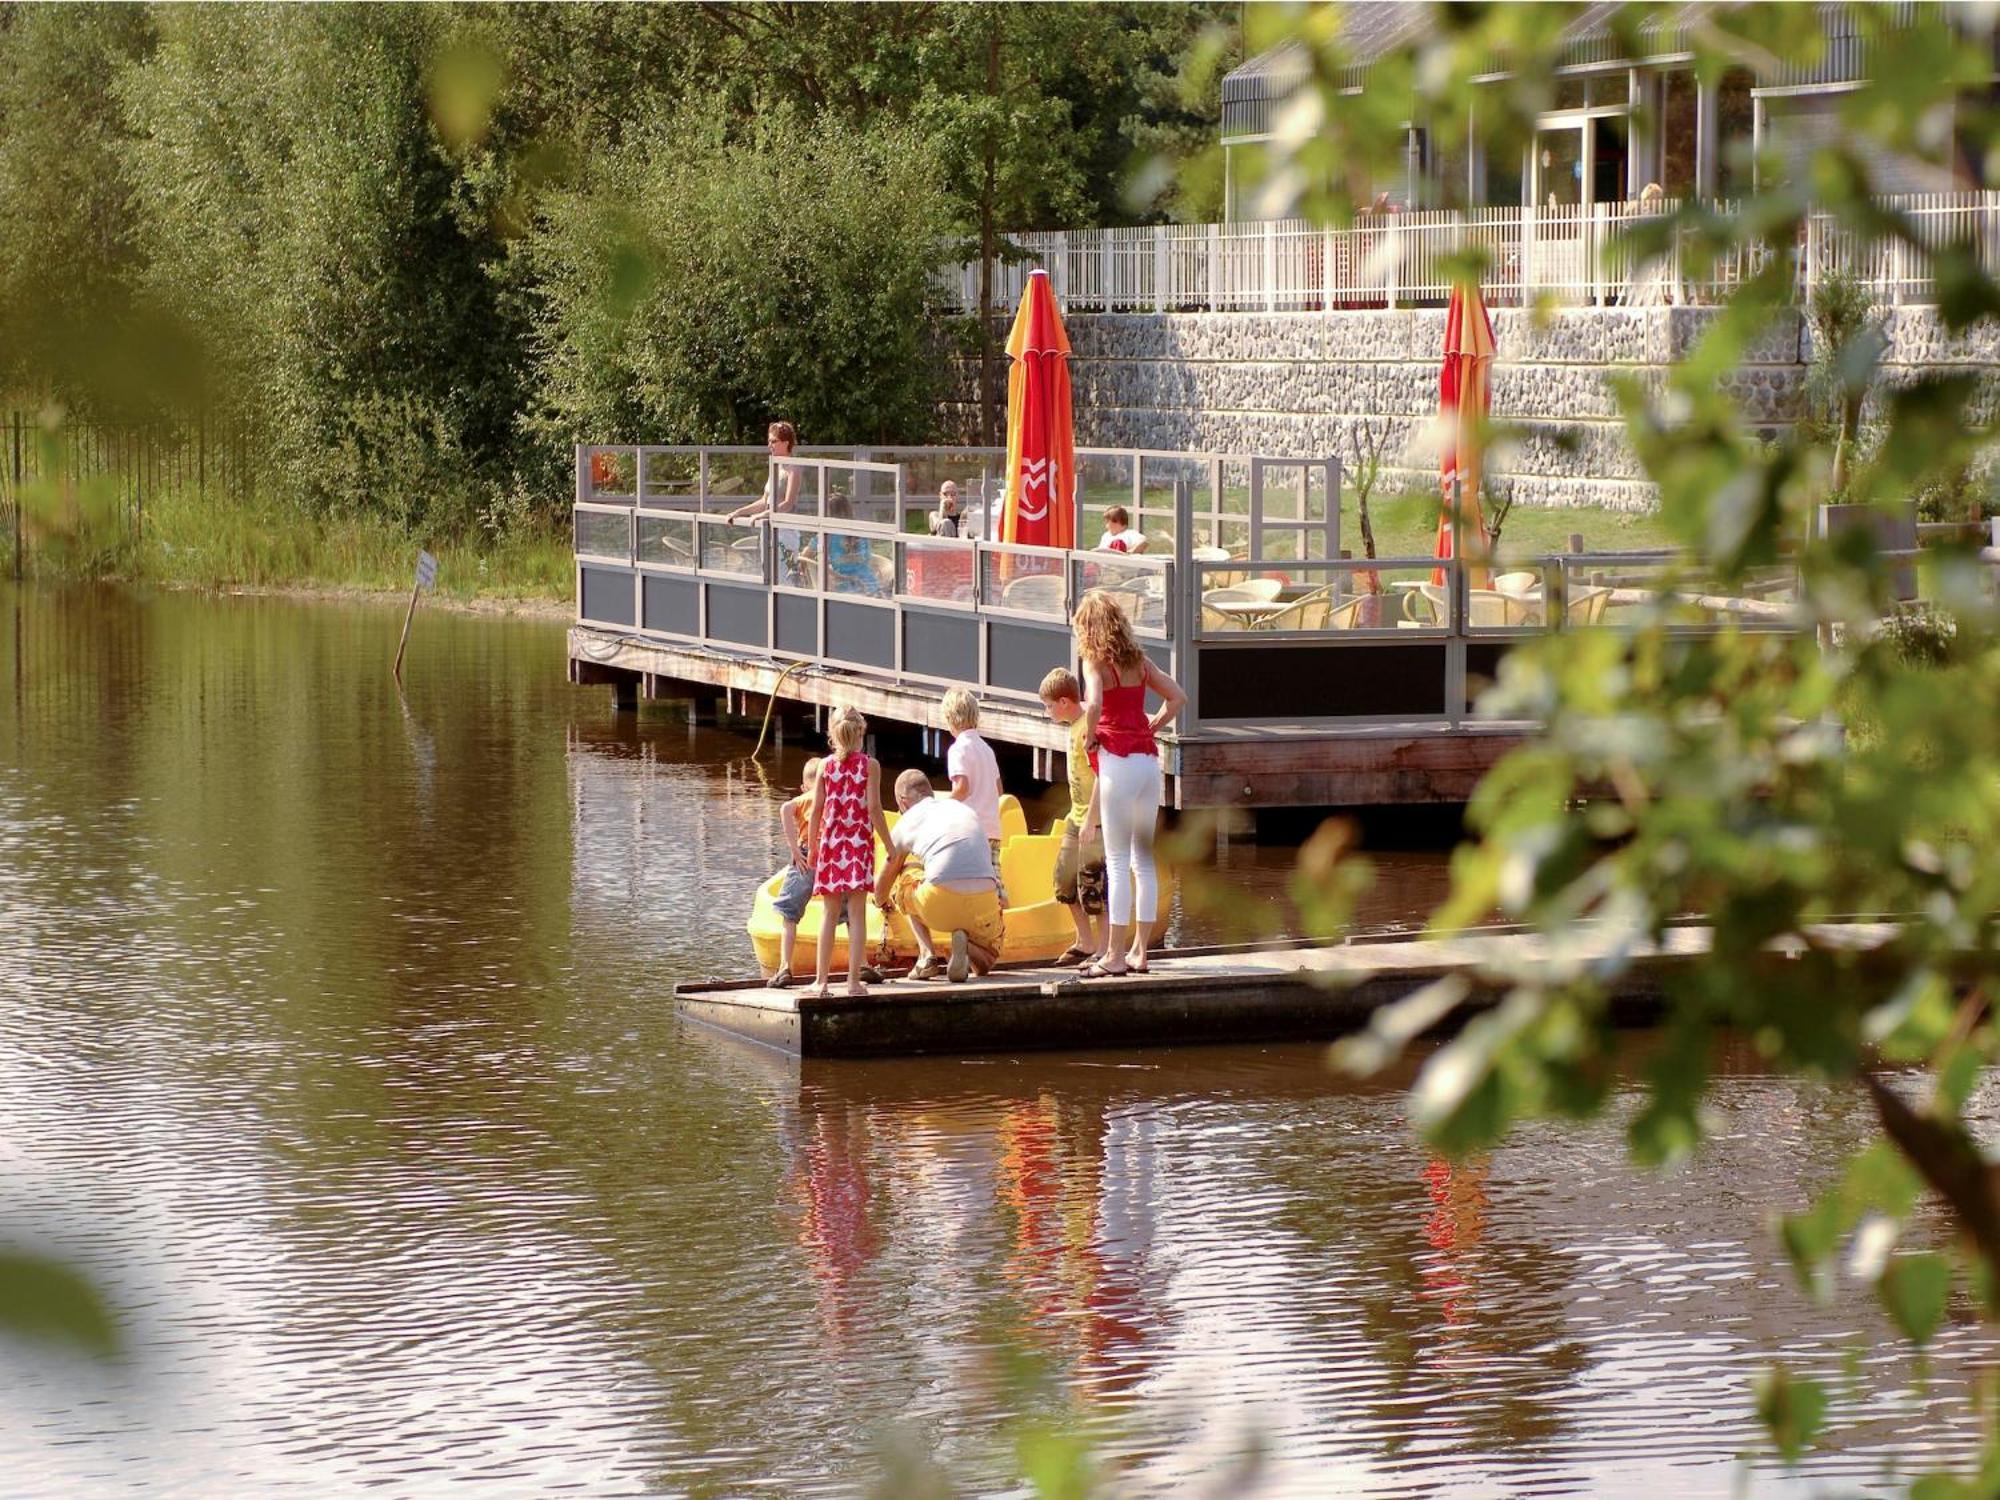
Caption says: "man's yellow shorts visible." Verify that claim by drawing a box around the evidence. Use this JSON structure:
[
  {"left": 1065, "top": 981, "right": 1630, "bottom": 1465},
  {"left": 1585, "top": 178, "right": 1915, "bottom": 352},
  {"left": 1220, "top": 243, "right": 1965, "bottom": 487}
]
[{"left": 892, "top": 871, "right": 1005, "bottom": 953}]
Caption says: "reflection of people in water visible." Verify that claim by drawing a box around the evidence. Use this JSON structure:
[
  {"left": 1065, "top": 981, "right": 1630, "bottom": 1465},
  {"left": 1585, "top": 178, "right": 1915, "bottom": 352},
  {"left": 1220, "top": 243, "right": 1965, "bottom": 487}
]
[
  {"left": 790, "top": 1097, "right": 881, "bottom": 1345},
  {"left": 998, "top": 1094, "right": 1164, "bottom": 1402},
  {"left": 1420, "top": 1155, "right": 1490, "bottom": 1332}
]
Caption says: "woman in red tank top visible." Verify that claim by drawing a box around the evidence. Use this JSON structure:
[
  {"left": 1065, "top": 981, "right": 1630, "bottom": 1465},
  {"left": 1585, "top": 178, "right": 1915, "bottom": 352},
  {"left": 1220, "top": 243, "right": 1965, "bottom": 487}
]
[{"left": 1072, "top": 592, "right": 1186, "bottom": 978}]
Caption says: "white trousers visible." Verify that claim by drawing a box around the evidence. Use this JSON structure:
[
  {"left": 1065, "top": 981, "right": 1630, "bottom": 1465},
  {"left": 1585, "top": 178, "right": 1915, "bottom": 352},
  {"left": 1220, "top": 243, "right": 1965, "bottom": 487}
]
[{"left": 1097, "top": 749, "right": 1162, "bottom": 926}]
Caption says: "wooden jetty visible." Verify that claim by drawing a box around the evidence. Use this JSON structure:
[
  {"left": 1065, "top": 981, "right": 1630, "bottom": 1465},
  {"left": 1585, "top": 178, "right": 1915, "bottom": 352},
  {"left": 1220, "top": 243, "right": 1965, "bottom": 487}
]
[{"left": 673, "top": 926, "right": 1731, "bottom": 1058}]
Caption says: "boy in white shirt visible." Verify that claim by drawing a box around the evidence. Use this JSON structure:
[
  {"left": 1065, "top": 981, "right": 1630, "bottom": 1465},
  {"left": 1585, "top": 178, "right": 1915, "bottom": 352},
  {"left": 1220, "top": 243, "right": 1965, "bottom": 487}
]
[
  {"left": 940, "top": 686, "right": 1005, "bottom": 901},
  {"left": 1096, "top": 505, "right": 1148, "bottom": 554}
]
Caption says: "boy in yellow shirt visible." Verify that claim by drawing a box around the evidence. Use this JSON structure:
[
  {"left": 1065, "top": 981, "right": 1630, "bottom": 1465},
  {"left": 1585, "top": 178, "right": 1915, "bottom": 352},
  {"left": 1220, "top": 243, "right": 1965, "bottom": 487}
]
[{"left": 1038, "top": 668, "right": 1105, "bottom": 966}]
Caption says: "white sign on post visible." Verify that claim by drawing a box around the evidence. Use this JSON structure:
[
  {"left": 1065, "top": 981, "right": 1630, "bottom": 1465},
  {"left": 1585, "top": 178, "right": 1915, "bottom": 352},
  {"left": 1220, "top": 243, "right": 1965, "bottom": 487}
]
[{"left": 395, "top": 549, "right": 438, "bottom": 683}]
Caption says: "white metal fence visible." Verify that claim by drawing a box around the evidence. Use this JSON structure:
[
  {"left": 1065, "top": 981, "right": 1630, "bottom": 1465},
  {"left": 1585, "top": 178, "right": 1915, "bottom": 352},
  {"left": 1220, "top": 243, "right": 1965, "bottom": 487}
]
[{"left": 937, "top": 192, "right": 2000, "bottom": 314}]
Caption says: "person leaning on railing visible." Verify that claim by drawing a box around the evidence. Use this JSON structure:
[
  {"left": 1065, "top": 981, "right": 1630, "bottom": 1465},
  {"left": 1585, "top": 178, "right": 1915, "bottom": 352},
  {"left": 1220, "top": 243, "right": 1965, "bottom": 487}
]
[
  {"left": 727, "top": 420, "right": 805, "bottom": 580},
  {"left": 726, "top": 420, "right": 803, "bottom": 523}
]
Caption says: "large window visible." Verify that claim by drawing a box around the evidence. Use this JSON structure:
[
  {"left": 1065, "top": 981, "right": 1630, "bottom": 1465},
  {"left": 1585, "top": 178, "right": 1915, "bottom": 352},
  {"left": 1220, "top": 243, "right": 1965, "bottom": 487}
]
[
  {"left": 1661, "top": 69, "right": 1698, "bottom": 196},
  {"left": 1718, "top": 66, "right": 1756, "bottom": 197}
]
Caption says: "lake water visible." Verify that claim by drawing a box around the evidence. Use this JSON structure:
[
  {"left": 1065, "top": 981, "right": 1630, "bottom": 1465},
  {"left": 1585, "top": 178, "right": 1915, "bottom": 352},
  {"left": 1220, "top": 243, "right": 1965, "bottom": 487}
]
[{"left": 1, "top": 584, "right": 1992, "bottom": 1497}]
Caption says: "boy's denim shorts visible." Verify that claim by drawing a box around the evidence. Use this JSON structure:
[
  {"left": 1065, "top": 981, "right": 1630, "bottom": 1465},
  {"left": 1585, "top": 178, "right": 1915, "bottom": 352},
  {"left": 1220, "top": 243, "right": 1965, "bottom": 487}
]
[{"left": 774, "top": 863, "right": 850, "bottom": 926}]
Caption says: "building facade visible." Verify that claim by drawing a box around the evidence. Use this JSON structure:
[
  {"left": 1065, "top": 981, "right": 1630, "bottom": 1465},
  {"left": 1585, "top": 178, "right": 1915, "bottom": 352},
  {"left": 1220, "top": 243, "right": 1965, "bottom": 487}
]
[{"left": 1220, "top": 2, "right": 1977, "bottom": 221}]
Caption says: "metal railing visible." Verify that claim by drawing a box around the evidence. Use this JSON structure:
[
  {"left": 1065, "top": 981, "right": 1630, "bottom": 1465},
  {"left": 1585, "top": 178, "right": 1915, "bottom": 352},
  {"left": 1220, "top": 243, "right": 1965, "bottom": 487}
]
[
  {"left": 574, "top": 444, "right": 1862, "bottom": 740},
  {"left": 938, "top": 192, "right": 2000, "bottom": 313}
]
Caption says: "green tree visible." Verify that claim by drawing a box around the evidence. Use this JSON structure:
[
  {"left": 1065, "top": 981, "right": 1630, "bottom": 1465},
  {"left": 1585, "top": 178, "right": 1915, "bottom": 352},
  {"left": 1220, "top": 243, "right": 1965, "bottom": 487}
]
[
  {"left": 522, "top": 105, "right": 954, "bottom": 452},
  {"left": 119, "top": 5, "right": 529, "bottom": 534},
  {"left": 1236, "top": 2, "right": 2000, "bottom": 1487},
  {"left": 0, "top": 5, "right": 159, "bottom": 409}
]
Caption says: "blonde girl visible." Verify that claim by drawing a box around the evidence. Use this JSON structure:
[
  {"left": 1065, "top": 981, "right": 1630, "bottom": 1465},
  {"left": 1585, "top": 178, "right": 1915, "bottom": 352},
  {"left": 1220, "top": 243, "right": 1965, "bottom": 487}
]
[
  {"left": 1073, "top": 592, "right": 1186, "bottom": 977},
  {"left": 805, "top": 705, "right": 887, "bottom": 997}
]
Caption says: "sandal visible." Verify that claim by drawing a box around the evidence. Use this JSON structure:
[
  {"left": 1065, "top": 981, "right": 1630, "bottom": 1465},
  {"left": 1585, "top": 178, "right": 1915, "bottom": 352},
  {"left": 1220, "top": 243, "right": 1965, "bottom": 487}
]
[
  {"left": 858, "top": 965, "right": 887, "bottom": 985},
  {"left": 1076, "top": 960, "right": 1130, "bottom": 980},
  {"left": 1053, "top": 945, "right": 1093, "bottom": 967},
  {"left": 769, "top": 966, "right": 799, "bottom": 989},
  {"left": 908, "top": 957, "right": 945, "bottom": 981}
]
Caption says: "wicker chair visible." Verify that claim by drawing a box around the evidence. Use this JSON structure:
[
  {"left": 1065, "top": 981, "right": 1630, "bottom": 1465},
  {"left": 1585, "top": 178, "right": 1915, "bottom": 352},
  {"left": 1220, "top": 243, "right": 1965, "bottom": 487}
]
[
  {"left": 1261, "top": 586, "right": 1334, "bottom": 631},
  {"left": 1566, "top": 585, "right": 1612, "bottom": 625}
]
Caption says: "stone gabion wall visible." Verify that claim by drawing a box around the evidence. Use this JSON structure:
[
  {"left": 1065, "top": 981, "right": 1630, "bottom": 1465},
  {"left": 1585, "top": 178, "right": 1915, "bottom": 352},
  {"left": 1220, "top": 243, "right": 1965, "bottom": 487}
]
[{"left": 937, "top": 304, "right": 1990, "bottom": 512}]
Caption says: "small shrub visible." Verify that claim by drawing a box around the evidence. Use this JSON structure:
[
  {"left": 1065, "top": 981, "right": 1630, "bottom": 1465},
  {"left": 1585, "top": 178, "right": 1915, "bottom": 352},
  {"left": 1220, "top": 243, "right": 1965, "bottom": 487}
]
[{"left": 1877, "top": 604, "right": 1959, "bottom": 668}]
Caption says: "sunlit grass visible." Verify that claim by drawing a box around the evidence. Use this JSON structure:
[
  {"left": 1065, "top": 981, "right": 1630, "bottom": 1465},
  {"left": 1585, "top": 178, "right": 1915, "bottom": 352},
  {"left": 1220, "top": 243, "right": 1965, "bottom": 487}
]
[{"left": 131, "top": 486, "right": 570, "bottom": 602}]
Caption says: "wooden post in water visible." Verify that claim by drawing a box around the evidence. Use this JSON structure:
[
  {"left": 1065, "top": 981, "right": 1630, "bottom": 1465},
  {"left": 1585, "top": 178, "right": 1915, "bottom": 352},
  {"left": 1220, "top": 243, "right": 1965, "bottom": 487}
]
[
  {"left": 393, "top": 549, "right": 437, "bottom": 684},
  {"left": 11, "top": 411, "right": 21, "bottom": 582}
]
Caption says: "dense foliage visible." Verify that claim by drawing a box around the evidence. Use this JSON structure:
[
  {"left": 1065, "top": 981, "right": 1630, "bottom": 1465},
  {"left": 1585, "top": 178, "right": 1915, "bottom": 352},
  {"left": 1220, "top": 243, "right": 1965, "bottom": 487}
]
[
  {"left": 522, "top": 109, "right": 952, "bottom": 467},
  {"left": 1233, "top": 2, "right": 2000, "bottom": 1487},
  {"left": 0, "top": 1, "right": 1232, "bottom": 539}
]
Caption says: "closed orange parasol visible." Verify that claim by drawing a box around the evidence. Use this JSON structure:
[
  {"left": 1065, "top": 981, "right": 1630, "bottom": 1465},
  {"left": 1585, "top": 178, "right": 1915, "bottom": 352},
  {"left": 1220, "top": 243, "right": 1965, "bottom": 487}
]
[
  {"left": 1000, "top": 269, "right": 1077, "bottom": 551},
  {"left": 1433, "top": 279, "right": 1496, "bottom": 589}
]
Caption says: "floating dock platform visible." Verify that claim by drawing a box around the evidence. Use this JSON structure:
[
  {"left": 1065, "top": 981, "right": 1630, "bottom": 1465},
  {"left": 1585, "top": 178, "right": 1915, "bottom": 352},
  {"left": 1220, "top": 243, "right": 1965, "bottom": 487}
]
[{"left": 673, "top": 927, "right": 1721, "bottom": 1058}]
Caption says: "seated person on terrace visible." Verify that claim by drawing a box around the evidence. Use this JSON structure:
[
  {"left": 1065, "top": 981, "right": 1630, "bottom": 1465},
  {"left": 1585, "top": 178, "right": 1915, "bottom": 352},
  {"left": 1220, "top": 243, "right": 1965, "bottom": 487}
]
[
  {"left": 1096, "top": 505, "right": 1148, "bottom": 554},
  {"left": 798, "top": 493, "right": 884, "bottom": 596},
  {"left": 929, "top": 481, "right": 965, "bottom": 537},
  {"left": 874, "top": 769, "right": 1004, "bottom": 983}
]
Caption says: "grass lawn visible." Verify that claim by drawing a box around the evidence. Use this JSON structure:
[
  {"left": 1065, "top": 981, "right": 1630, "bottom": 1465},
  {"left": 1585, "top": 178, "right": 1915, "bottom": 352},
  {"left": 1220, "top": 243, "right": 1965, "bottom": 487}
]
[
  {"left": 1349, "top": 491, "right": 1674, "bottom": 562},
  {"left": 52, "top": 486, "right": 575, "bottom": 604}
]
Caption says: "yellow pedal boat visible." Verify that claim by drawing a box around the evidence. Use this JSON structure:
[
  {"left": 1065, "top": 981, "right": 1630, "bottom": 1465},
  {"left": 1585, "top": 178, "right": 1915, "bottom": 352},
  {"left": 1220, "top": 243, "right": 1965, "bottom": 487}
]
[{"left": 747, "top": 794, "right": 1172, "bottom": 976}]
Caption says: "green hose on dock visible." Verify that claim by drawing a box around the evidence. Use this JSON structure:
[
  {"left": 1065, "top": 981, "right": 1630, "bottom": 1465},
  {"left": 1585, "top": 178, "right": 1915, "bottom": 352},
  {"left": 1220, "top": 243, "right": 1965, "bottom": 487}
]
[{"left": 750, "top": 659, "right": 810, "bottom": 759}]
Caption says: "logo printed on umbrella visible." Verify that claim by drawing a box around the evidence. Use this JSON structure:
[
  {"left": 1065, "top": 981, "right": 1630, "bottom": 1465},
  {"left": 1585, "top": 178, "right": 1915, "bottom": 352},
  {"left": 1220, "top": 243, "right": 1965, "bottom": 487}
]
[{"left": 1019, "top": 458, "right": 1049, "bottom": 520}]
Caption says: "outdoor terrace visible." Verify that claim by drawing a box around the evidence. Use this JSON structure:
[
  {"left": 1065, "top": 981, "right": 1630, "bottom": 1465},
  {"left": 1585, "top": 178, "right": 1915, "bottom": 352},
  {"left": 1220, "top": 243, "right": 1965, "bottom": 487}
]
[{"left": 561, "top": 443, "right": 1933, "bottom": 809}]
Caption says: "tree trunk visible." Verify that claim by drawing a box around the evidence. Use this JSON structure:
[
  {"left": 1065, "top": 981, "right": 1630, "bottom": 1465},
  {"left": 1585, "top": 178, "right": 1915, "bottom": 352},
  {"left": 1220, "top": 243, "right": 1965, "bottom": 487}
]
[{"left": 977, "top": 21, "right": 1000, "bottom": 448}]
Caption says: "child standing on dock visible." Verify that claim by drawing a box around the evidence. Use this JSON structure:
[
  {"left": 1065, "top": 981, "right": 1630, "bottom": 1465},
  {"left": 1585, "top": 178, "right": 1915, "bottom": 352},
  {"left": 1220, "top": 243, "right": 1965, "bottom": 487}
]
[
  {"left": 768, "top": 758, "right": 879, "bottom": 989},
  {"left": 940, "top": 687, "right": 1005, "bottom": 898},
  {"left": 807, "top": 706, "right": 888, "bottom": 998},
  {"left": 1039, "top": 668, "right": 1105, "bottom": 966}
]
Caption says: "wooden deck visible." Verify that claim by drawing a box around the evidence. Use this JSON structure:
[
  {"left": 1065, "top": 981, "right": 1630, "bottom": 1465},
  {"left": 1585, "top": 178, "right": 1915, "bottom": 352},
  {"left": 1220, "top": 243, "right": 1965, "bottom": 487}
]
[
  {"left": 673, "top": 926, "right": 1734, "bottom": 1058},
  {"left": 569, "top": 626, "right": 1533, "bottom": 808}
]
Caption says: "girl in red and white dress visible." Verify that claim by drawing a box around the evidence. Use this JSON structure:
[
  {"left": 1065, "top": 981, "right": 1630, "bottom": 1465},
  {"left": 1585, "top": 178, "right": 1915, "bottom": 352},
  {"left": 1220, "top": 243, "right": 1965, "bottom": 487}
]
[{"left": 806, "top": 705, "right": 886, "bottom": 997}]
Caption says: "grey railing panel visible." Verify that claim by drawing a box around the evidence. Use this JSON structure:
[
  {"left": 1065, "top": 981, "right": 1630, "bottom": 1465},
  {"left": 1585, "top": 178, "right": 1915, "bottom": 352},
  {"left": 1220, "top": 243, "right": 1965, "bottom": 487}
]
[
  {"left": 705, "top": 583, "right": 769, "bottom": 649},
  {"left": 643, "top": 573, "right": 699, "bottom": 637},
  {"left": 774, "top": 593, "right": 819, "bottom": 658},
  {"left": 825, "top": 600, "right": 896, "bottom": 672},
  {"left": 903, "top": 608, "right": 980, "bottom": 685},
  {"left": 581, "top": 566, "right": 636, "bottom": 628},
  {"left": 986, "top": 620, "right": 1072, "bottom": 697}
]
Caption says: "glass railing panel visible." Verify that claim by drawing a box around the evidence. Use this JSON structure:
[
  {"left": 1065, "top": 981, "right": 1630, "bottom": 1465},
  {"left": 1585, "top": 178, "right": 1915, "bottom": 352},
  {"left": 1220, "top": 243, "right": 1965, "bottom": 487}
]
[
  {"left": 1558, "top": 557, "right": 1797, "bottom": 630},
  {"left": 700, "top": 519, "right": 766, "bottom": 577},
  {"left": 640, "top": 450, "right": 700, "bottom": 507},
  {"left": 898, "top": 539, "right": 977, "bottom": 605},
  {"left": 575, "top": 508, "right": 631, "bottom": 561},
  {"left": 1076, "top": 554, "right": 1169, "bottom": 634},
  {"left": 584, "top": 447, "right": 637, "bottom": 501},
  {"left": 981, "top": 548, "right": 1068, "bottom": 617},
  {"left": 1195, "top": 558, "right": 1447, "bottom": 634},
  {"left": 705, "top": 451, "right": 778, "bottom": 509},
  {"left": 799, "top": 527, "right": 893, "bottom": 598},
  {"left": 1075, "top": 451, "right": 1138, "bottom": 545},
  {"left": 1464, "top": 558, "right": 1555, "bottom": 631},
  {"left": 636, "top": 513, "right": 696, "bottom": 569}
]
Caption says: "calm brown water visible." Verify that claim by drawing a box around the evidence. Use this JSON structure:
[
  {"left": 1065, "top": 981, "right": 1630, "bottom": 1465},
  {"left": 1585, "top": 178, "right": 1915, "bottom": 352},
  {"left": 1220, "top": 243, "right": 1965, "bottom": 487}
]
[{"left": 1, "top": 584, "right": 1993, "bottom": 1497}]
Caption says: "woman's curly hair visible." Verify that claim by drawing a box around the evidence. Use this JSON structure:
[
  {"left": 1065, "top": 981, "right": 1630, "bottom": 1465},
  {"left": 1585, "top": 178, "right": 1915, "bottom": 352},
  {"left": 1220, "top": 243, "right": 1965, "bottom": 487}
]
[{"left": 1072, "top": 590, "right": 1143, "bottom": 673}]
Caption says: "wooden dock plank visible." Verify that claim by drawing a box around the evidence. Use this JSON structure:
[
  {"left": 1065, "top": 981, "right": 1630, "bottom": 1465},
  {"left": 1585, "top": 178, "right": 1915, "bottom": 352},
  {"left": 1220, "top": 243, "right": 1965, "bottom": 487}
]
[{"left": 673, "top": 926, "right": 1753, "bottom": 1058}]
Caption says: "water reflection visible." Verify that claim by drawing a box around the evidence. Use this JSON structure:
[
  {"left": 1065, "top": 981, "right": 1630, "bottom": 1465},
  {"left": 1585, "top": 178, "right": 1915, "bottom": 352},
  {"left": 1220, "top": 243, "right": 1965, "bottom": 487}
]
[{"left": 1, "top": 585, "right": 1996, "bottom": 1497}]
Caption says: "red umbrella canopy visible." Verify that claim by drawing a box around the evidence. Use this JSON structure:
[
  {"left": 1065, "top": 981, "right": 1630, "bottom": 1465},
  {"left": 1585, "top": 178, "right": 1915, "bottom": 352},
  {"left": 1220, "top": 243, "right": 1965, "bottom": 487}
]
[
  {"left": 1433, "top": 280, "right": 1497, "bottom": 588},
  {"left": 1000, "top": 270, "right": 1077, "bottom": 551}
]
